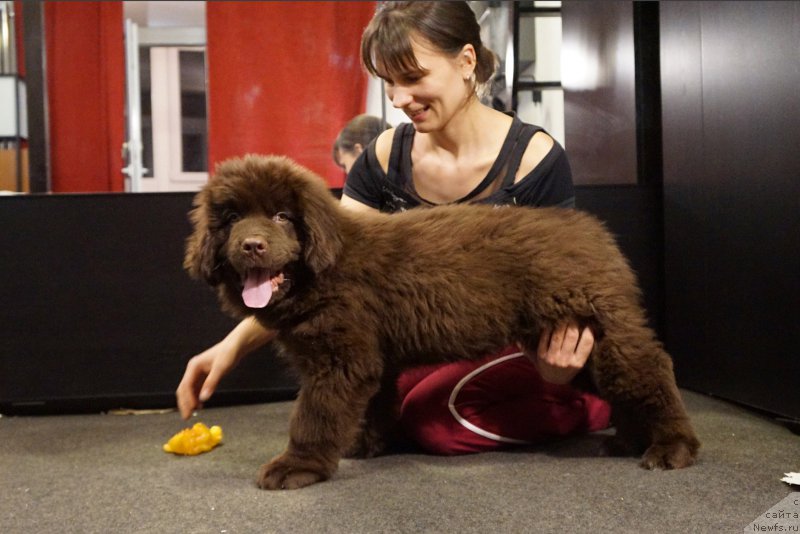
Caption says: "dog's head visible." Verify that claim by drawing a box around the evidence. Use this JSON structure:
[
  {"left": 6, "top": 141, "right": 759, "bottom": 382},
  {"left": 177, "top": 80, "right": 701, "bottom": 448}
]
[{"left": 184, "top": 155, "right": 343, "bottom": 313}]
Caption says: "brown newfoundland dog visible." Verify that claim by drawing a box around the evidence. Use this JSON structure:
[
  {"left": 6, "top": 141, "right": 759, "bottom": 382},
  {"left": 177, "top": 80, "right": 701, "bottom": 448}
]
[{"left": 185, "top": 155, "right": 699, "bottom": 490}]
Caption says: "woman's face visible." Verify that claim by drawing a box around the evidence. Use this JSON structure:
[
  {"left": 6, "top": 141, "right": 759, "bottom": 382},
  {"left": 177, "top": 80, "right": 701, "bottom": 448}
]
[{"left": 381, "top": 37, "right": 474, "bottom": 133}]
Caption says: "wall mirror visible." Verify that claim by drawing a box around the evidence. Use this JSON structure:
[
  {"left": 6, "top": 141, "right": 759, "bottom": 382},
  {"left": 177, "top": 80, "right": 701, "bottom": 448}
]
[{"left": 2, "top": 0, "right": 638, "bottom": 194}]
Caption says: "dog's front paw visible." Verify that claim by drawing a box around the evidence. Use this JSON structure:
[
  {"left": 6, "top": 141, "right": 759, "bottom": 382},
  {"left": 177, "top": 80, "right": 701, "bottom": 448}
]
[
  {"left": 640, "top": 439, "right": 699, "bottom": 470},
  {"left": 257, "top": 453, "right": 329, "bottom": 490}
]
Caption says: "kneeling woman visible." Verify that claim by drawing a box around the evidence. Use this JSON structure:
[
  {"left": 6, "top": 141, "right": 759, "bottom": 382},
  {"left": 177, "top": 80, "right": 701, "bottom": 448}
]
[{"left": 176, "top": 1, "right": 610, "bottom": 454}]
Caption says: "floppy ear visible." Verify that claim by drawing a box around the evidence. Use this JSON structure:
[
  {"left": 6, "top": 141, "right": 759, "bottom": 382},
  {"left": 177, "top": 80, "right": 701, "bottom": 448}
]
[
  {"left": 296, "top": 169, "right": 344, "bottom": 274},
  {"left": 184, "top": 188, "right": 224, "bottom": 285}
]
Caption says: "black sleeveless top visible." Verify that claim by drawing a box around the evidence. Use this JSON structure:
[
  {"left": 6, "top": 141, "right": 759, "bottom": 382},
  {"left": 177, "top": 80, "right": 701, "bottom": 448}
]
[{"left": 342, "top": 113, "right": 575, "bottom": 213}]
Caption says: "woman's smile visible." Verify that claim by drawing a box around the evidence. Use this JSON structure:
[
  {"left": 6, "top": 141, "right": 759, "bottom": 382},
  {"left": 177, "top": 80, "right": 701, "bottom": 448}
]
[{"left": 407, "top": 105, "right": 431, "bottom": 123}]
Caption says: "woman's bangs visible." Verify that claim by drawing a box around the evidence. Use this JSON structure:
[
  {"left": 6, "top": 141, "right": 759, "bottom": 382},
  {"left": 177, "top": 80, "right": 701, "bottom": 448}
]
[{"left": 364, "top": 22, "right": 425, "bottom": 81}]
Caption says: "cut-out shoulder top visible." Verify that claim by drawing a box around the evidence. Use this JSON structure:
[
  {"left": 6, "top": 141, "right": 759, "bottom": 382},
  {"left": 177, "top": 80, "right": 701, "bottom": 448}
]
[{"left": 343, "top": 113, "right": 575, "bottom": 212}]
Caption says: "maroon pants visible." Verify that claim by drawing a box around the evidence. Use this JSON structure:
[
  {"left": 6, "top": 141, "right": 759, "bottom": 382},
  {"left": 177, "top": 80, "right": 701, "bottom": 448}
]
[{"left": 396, "top": 347, "right": 612, "bottom": 455}]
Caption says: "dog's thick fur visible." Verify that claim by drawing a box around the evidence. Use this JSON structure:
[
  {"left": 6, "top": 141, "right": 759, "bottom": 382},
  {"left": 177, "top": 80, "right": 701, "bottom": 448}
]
[{"left": 185, "top": 155, "right": 700, "bottom": 490}]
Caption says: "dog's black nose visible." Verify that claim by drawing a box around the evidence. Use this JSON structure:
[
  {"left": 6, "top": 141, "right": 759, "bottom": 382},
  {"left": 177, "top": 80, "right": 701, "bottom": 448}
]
[{"left": 242, "top": 237, "right": 267, "bottom": 256}]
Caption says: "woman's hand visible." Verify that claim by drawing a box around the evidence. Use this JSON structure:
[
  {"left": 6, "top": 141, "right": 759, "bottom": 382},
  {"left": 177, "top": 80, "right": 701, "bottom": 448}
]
[
  {"left": 175, "top": 317, "right": 276, "bottom": 419},
  {"left": 176, "top": 339, "right": 241, "bottom": 420},
  {"left": 527, "top": 322, "right": 595, "bottom": 385}
]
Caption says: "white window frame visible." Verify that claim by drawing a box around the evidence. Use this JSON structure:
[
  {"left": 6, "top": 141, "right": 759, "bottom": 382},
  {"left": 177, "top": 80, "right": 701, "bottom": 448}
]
[{"left": 149, "top": 46, "right": 208, "bottom": 190}]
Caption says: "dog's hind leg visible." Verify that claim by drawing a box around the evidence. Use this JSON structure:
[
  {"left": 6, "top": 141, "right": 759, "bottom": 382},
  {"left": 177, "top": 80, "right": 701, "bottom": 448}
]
[
  {"left": 344, "top": 372, "right": 402, "bottom": 459},
  {"left": 589, "top": 329, "right": 700, "bottom": 470}
]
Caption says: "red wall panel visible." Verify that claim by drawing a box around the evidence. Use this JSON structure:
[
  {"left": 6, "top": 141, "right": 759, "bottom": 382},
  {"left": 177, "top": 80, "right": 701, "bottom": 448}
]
[
  {"left": 46, "top": 2, "right": 125, "bottom": 192},
  {"left": 206, "top": 1, "right": 375, "bottom": 187},
  {"left": 14, "top": 1, "right": 24, "bottom": 77}
]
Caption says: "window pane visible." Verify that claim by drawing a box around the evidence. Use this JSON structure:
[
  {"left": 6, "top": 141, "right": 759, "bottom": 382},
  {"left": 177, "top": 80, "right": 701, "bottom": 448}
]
[
  {"left": 178, "top": 50, "right": 207, "bottom": 173},
  {"left": 139, "top": 47, "right": 154, "bottom": 178},
  {"left": 517, "top": 88, "right": 565, "bottom": 148},
  {"left": 519, "top": 16, "right": 562, "bottom": 83}
]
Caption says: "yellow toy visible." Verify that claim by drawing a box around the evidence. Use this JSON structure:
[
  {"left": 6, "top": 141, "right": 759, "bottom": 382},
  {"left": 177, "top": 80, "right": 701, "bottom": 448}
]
[{"left": 163, "top": 423, "right": 223, "bottom": 455}]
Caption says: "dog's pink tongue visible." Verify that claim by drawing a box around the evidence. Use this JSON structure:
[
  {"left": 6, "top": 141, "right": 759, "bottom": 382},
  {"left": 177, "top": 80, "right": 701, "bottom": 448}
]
[{"left": 242, "top": 269, "right": 272, "bottom": 308}]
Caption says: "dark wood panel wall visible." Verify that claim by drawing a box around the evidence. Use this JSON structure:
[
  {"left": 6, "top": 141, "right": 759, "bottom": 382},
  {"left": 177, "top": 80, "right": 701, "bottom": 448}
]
[
  {"left": 660, "top": 1, "right": 800, "bottom": 417},
  {"left": 562, "top": 1, "right": 638, "bottom": 186},
  {"left": 562, "top": 1, "right": 665, "bottom": 332}
]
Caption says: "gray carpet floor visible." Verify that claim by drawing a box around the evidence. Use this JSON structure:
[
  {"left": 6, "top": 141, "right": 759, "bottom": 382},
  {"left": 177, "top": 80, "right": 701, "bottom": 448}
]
[{"left": 1, "top": 390, "right": 798, "bottom": 533}]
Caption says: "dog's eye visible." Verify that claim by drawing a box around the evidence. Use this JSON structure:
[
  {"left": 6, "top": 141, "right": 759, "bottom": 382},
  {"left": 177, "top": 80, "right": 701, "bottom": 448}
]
[
  {"left": 273, "top": 212, "right": 291, "bottom": 224},
  {"left": 223, "top": 210, "right": 241, "bottom": 225}
]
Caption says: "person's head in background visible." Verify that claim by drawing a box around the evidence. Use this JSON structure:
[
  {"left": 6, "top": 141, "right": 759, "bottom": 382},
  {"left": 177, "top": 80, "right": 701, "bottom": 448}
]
[
  {"left": 332, "top": 114, "right": 392, "bottom": 174},
  {"left": 360, "top": 1, "right": 497, "bottom": 132}
]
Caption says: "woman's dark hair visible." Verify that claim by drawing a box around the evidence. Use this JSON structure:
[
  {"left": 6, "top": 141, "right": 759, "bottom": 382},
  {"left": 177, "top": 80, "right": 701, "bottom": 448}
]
[
  {"left": 332, "top": 114, "right": 392, "bottom": 165},
  {"left": 361, "top": 1, "right": 497, "bottom": 94}
]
